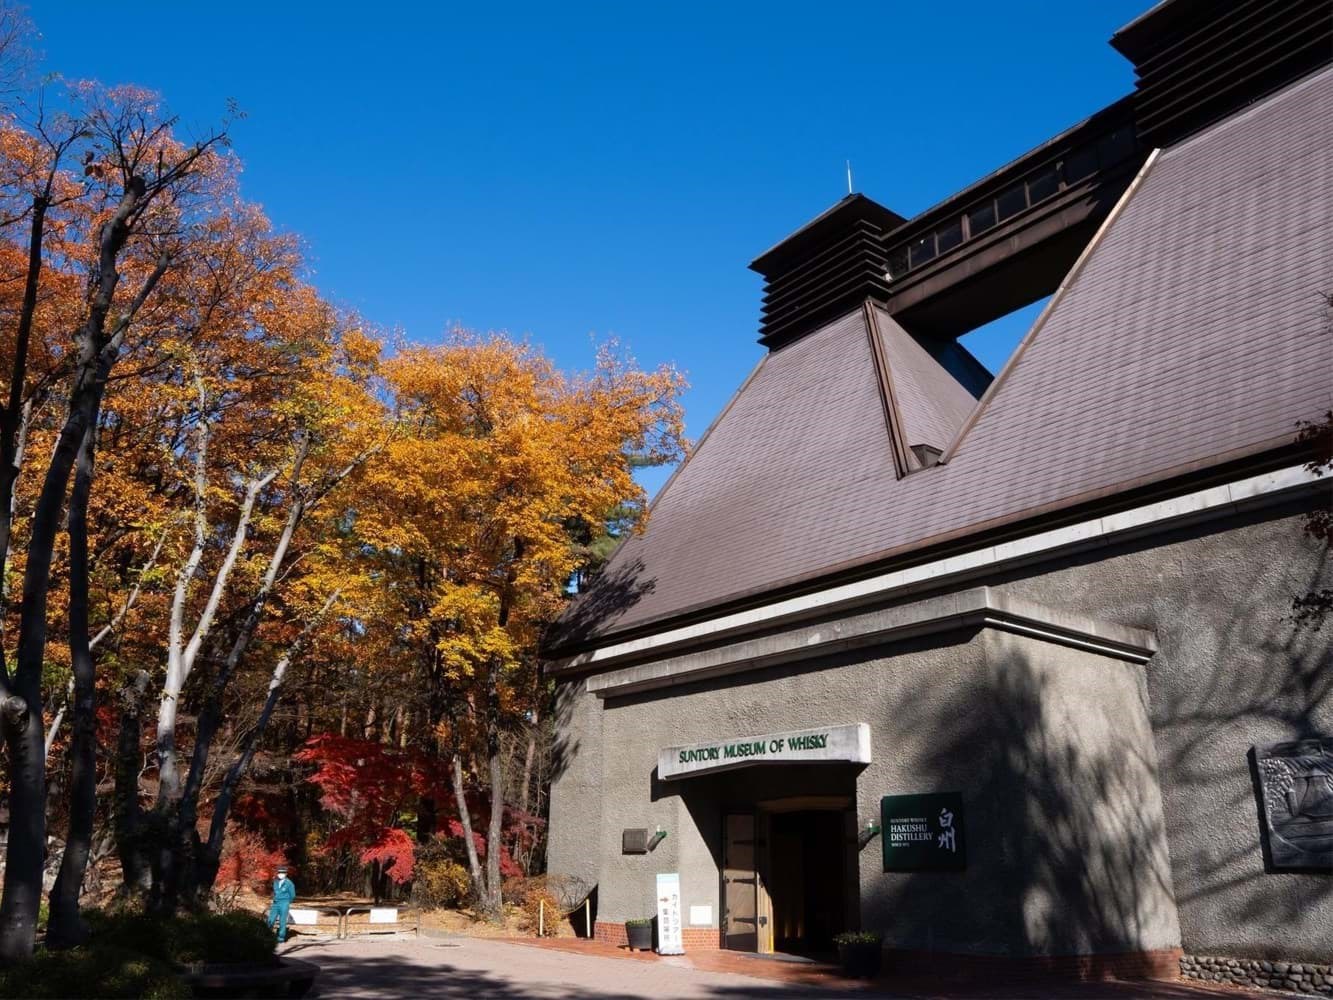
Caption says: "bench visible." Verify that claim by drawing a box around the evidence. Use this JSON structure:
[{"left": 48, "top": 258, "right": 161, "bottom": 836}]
[
  {"left": 340, "top": 905, "right": 420, "bottom": 938},
  {"left": 286, "top": 907, "right": 343, "bottom": 939}
]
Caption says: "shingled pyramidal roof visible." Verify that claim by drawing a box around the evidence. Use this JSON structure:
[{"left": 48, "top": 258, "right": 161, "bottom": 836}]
[{"left": 551, "top": 63, "right": 1333, "bottom": 654}]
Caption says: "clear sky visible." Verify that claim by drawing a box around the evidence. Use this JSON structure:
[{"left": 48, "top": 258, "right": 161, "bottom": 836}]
[{"left": 33, "top": 1, "right": 1145, "bottom": 494}]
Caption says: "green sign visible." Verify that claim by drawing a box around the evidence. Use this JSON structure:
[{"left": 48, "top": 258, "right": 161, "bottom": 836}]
[{"left": 881, "top": 792, "right": 966, "bottom": 872}]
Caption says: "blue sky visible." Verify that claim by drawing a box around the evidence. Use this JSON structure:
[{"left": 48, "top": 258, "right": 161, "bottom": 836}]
[{"left": 35, "top": 1, "right": 1145, "bottom": 494}]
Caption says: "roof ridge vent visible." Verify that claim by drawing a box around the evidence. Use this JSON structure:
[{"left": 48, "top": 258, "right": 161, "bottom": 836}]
[{"left": 749, "top": 194, "right": 906, "bottom": 350}]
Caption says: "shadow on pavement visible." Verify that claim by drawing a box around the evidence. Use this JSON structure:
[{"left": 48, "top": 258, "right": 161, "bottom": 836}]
[{"left": 287, "top": 938, "right": 1292, "bottom": 1000}]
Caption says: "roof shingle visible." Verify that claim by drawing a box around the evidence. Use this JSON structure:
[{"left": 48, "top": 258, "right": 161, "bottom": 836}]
[{"left": 554, "top": 67, "right": 1333, "bottom": 650}]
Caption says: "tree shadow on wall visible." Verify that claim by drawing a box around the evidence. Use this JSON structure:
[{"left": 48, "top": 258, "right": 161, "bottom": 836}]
[
  {"left": 990, "top": 501, "right": 1333, "bottom": 957},
  {"left": 544, "top": 558, "right": 656, "bottom": 654},
  {"left": 1143, "top": 536, "right": 1332, "bottom": 954},
  {"left": 861, "top": 648, "right": 1178, "bottom": 963},
  {"left": 546, "top": 558, "right": 656, "bottom": 788}
]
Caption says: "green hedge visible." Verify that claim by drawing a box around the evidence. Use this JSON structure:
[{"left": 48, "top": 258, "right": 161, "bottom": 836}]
[
  {"left": 85, "top": 908, "right": 277, "bottom": 966},
  {"left": 0, "top": 945, "right": 187, "bottom": 999},
  {"left": 0, "top": 908, "right": 278, "bottom": 999}
]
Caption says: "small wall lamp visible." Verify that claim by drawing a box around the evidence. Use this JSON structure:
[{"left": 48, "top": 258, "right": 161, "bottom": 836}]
[
  {"left": 647, "top": 826, "right": 667, "bottom": 852},
  {"left": 857, "top": 821, "right": 881, "bottom": 850}
]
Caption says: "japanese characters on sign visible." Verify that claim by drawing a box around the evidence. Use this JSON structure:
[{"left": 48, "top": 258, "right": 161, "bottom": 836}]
[
  {"left": 881, "top": 792, "right": 967, "bottom": 872},
  {"left": 655, "top": 872, "right": 684, "bottom": 955}
]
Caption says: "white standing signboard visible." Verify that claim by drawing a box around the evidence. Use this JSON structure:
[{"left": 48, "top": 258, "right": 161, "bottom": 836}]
[{"left": 655, "top": 872, "right": 684, "bottom": 955}]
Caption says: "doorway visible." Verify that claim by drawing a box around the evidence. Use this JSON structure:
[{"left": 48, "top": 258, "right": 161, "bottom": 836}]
[
  {"left": 721, "top": 799, "right": 854, "bottom": 955},
  {"left": 768, "top": 810, "right": 847, "bottom": 953}
]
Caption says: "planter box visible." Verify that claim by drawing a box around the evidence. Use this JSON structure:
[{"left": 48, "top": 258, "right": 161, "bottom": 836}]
[
  {"left": 837, "top": 942, "right": 882, "bottom": 979},
  {"left": 625, "top": 921, "right": 654, "bottom": 951}
]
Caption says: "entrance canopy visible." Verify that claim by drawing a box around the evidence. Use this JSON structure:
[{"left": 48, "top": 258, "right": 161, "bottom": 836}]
[{"left": 659, "top": 723, "right": 870, "bottom": 780}]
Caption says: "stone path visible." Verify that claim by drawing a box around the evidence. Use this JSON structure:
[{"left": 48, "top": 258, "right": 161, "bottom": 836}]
[{"left": 282, "top": 934, "right": 1310, "bottom": 999}]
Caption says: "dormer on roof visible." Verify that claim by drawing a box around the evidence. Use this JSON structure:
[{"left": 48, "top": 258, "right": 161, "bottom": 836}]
[
  {"left": 749, "top": 194, "right": 907, "bottom": 350},
  {"left": 865, "top": 304, "right": 981, "bottom": 477}
]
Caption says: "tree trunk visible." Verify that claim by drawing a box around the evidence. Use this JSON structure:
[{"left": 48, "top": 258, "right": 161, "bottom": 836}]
[
  {"left": 0, "top": 193, "right": 48, "bottom": 621},
  {"left": 417, "top": 796, "right": 436, "bottom": 844},
  {"left": 114, "top": 672, "right": 152, "bottom": 896},
  {"left": 451, "top": 755, "right": 489, "bottom": 913},
  {"left": 0, "top": 192, "right": 54, "bottom": 963},
  {"left": 46, "top": 420, "right": 101, "bottom": 947},
  {"left": 0, "top": 376, "right": 104, "bottom": 958},
  {"left": 1, "top": 161, "right": 192, "bottom": 953},
  {"left": 189, "top": 592, "right": 337, "bottom": 902},
  {"left": 518, "top": 712, "right": 537, "bottom": 817},
  {"left": 485, "top": 748, "right": 504, "bottom": 919},
  {"left": 0, "top": 694, "right": 46, "bottom": 960}
]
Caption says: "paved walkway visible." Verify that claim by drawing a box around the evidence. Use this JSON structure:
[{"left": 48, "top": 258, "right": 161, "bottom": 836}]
[{"left": 283, "top": 934, "right": 1302, "bottom": 999}]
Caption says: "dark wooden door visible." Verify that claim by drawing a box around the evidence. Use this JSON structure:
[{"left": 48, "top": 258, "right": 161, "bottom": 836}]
[{"left": 723, "top": 812, "right": 758, "bottom": 951}]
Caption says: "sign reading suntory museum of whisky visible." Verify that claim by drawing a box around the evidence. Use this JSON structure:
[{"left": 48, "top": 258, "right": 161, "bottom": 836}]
[
  {"left": 658, "top": 724, "right": 871, "bottom": 779},
  {"left": 881, "top": 792, "right": 966, "bottom": 872}
]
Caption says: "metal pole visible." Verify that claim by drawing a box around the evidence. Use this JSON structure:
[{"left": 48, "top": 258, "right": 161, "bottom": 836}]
[
  {"left": 585, "top": 897, "right": 591, "bottom": 939},
  {"left": 539, "top": 898, "right": 545, "bottom": 937}
]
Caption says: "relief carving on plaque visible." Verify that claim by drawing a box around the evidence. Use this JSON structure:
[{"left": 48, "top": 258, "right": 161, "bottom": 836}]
[{"left": 1255, "top": 738, "right": 1333, "bottom": 871}]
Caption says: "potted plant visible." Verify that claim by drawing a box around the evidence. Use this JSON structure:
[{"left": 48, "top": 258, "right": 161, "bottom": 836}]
[
  {"left": 833, "top": 930, "right": 883, "bottom": 978},
  {"left": 625, "top": 917, "right": 654, "bottom": 951}
]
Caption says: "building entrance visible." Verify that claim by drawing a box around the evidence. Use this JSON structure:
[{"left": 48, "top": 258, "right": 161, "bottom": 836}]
[
  {"left": 720, "top": 794, "right": 856, "bottom": 955},
  {"left": 769, "top": 809, "right": 848, "bottom": 953}
]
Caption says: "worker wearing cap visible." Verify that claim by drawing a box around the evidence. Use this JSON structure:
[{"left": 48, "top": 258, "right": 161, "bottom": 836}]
[{"left": 267, "top": 865, "right": 297, "bottom": 944}]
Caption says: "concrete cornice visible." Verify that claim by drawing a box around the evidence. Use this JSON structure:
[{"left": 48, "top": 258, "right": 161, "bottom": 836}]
[
  {"left": 585, "top": 586, "right": 1158, "bottom": 699},
  {"left": 552, "top": 463, "right": 1325, "bottom": 678}
]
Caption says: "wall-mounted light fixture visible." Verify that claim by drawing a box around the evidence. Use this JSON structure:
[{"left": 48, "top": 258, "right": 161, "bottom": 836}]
[
  {"left": 647, "top": 826, "right": 668, "bottom": 852},
  {"left": 857, "top": 821, "right": 881, "bottom": 850}
]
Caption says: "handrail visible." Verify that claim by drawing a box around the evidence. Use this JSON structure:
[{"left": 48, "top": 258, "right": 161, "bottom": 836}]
[{"left": 339, "top": 904, "right": 419, "bottom": 938}]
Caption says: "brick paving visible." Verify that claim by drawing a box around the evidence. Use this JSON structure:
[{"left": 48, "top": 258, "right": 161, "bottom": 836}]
[
  {"left": 282, "top": 931, "right": 1310, "bottom": 999},
  {"left": 525, "top": 938, "right": 1300, "bottom": 998}
]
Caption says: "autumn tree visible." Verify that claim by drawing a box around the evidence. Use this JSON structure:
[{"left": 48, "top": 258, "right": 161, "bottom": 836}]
[
  {"left": 143, "top": 307, "right": 388, "bottom": 911},
  {"left": 353, "top": 333, "right": 685, "bottom": 918},
  {"left": 0, "top": 78, "right": 229, "bottom": 957}
]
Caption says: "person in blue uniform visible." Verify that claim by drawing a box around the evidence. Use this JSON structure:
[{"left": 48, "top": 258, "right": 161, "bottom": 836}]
[{"left": 267, "top": 865, "right": 297, "bottom": 943}]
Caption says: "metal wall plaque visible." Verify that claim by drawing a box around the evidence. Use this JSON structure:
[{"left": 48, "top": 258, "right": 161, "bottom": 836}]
[
  {"left": 881, "top": 792, "right": 966, "bottom": 872},
  {"left": 1255, "top": 738, "right": 1333, "bottom": 871},
  {"left": 622, "top": 828, "right": 649, "bottom": 854}
]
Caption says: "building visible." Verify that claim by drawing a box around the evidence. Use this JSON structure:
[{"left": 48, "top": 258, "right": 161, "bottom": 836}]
[{"left": 544, "top": 0, "right": 1332, "bottom": 984}]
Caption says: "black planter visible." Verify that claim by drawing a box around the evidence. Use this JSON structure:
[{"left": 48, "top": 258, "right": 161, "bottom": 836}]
[
  {"left": 837, "top": 942, "right": 882, "bottom": 979},
  {"left": 625, "top": 921, "right": 654, "bottom": 951}
]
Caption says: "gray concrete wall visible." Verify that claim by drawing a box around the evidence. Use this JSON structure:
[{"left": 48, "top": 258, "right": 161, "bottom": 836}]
[
  {"left": 548, "top": 499, "right": 1331, "bottom": 961},
  {"left": 548, "top": 680, "right": 604, "bottom": 893},
  {"left": 847, "top": 630, "right": 1178, "bottom": 957},
  {"left": 986, "top": 500, "right": 1332, "bottom": 962},
  {"left": 551, "top": 627, "right": 1179, "bottom": 958}
]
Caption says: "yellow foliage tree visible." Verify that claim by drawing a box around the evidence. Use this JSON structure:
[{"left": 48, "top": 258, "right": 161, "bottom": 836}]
[{"left": 354, "top": 332, "right": 686, "bottom": 918}]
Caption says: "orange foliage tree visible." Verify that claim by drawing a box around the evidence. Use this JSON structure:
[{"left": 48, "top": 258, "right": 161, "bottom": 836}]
[
  {"left": 351, "top": 333, "right": 686, "bottom": 918},
  {"left": 0, "top": 7, "right": 686, "bottom": 947}
]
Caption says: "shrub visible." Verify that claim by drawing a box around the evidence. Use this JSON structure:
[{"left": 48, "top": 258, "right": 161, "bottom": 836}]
[
  {"left": 84, "top": 907, "right": 277, "bottom": 966},
  {"left": 411, "top": 839, "right": 473, "bottom": 910},
  {"left": 832, "top": 930, "right": 882, "bottom": 947},
  {"left": 516, "top": 878, "right": 563, "bottom": 937},
  {"left": 0, "top": 945, "right": 188, "bottom": 999},
  {"left": 625, "top": 918, "right": 653, "bottom": 928},
  {"left": 413, "top": 857, "right": 471, "bottom": 909}
]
